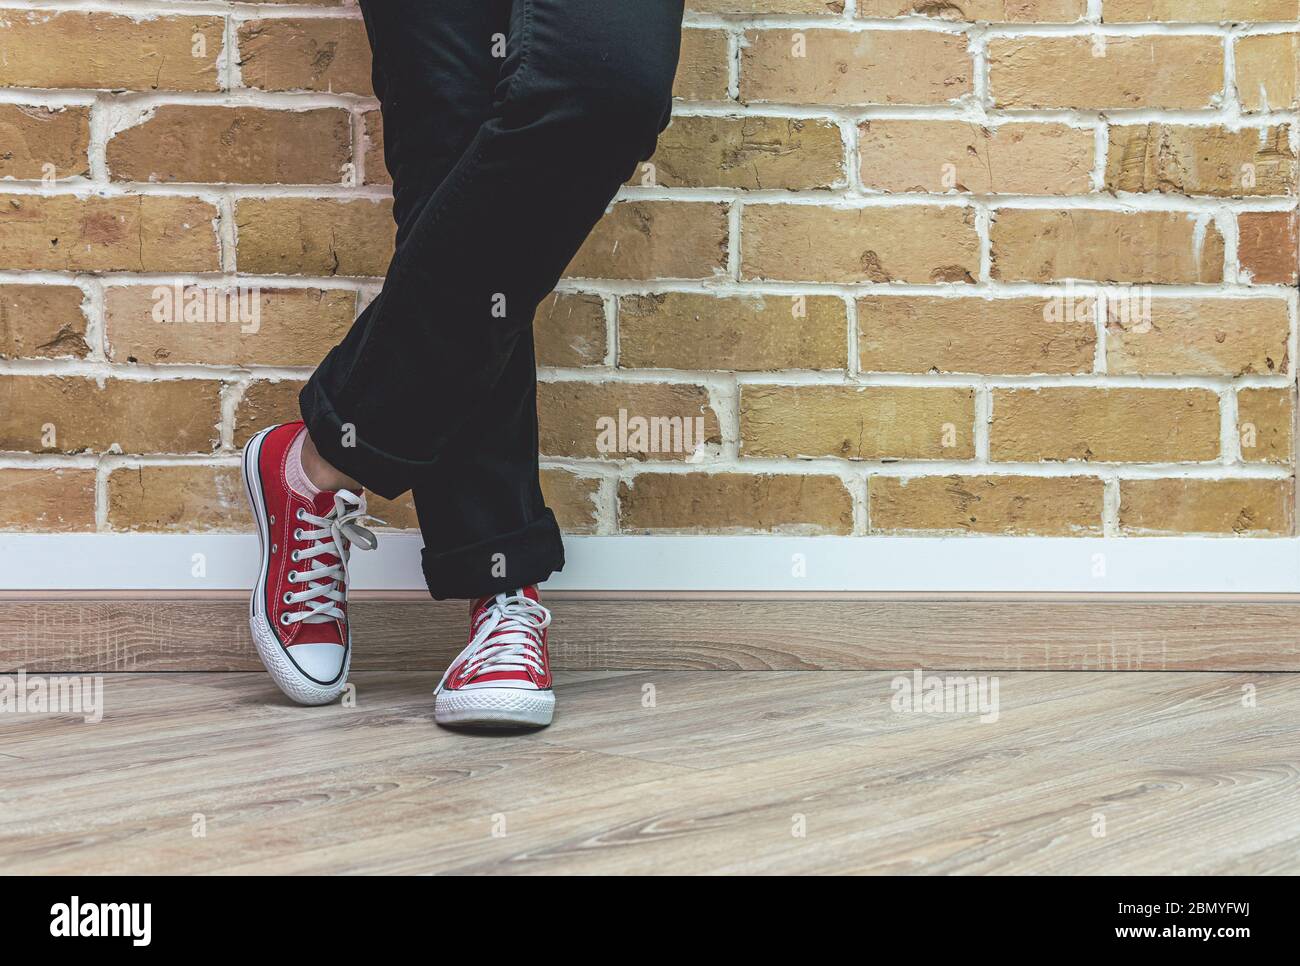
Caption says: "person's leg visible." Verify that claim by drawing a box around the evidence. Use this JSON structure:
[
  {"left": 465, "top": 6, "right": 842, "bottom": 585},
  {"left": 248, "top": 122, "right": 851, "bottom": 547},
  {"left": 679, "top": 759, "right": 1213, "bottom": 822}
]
[
  {"left": 413, "top": 332, "right": 556, "bottom": 600},
  {"left": 363, "top": 0, "right": 512, "bottom": 242},
  {"left": 244, "top": 0, "right": 510, "bottom": 705},
  {"left": 302, "top": 0, "right": 510, "bottom": 495},
  {"left": 423, "top": 3, "right": 684, "bottom": 727},
  {"left": 300, "top": 0, "right": 685, "bottom": 603}
]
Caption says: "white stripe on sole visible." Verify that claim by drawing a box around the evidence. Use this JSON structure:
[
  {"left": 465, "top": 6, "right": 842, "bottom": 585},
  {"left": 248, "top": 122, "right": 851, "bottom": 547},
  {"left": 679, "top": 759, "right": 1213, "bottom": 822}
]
[{"left": 435, "top": 687, "right": 555, "bottom": 728}]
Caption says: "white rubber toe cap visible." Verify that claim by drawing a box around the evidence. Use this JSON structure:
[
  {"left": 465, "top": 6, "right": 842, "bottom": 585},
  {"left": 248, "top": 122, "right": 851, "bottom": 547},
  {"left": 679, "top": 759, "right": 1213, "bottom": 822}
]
[{"left": 288, "top": 642, "right": 347, "bottom": 685}]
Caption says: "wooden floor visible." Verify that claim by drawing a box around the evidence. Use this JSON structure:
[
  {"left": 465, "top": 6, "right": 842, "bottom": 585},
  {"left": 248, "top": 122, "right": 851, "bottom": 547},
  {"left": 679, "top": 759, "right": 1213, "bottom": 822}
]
[{"left": 2, "top": 670, "right": 1298, "bottom": 874}]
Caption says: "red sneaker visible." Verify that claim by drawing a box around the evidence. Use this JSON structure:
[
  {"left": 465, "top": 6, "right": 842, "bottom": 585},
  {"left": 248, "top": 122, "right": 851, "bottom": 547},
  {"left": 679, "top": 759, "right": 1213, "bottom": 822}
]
[
  {"left": 242, "top": 422, "right": 378, "bottom": 705},
  {"left": 434, "top": 587, "right": 554, "bottom": 728}
]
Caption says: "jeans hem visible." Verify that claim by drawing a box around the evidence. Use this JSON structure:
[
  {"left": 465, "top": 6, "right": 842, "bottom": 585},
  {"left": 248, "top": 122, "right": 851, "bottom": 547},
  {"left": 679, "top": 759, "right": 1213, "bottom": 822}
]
[{"left": 421, "top": 509, "right": 565, "bottom": 600}]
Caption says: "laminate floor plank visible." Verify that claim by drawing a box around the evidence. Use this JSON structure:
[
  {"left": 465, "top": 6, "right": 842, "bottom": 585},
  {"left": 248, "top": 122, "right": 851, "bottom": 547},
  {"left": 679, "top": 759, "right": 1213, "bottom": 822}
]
[{"left": 2, "top": 671, "right": 1296, "bottom": 875}]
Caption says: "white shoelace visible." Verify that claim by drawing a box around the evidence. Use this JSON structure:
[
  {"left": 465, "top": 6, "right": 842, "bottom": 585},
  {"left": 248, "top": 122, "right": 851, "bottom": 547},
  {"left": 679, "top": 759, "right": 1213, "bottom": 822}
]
[
  {"left": 441, "top": 592, "right": 552, "bottom": 685},
  {"left": 281, "top": 488, "right": 382, "bottom": 626}
]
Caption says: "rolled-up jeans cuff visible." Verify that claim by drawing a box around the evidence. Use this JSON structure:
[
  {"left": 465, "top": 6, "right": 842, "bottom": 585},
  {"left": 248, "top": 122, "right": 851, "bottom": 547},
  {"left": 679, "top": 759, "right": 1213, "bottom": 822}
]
[{"left": 421, "top": 509, "right": 565, "bottom": 600}]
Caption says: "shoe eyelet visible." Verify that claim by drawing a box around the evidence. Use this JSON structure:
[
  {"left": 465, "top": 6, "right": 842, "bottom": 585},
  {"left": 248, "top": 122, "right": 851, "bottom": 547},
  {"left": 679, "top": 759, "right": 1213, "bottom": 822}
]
[
  {"left": 287, "top": 570, "right": 297, "bottom": 582},
  {"left": 293, "top": 528, "right": 303, "bottom": 540},
  {"left": 282, "top": 592, "right": 293, "bottom": 604},
  {"left": 290, "top": 550, "right": 300, "bottom": 562},
  {"left": 269, "top": 514, "right": 275, "bottom": 525},
  {"left": 279, "top": 613, "right": 292, "bottom": 625},
  {"left": 296, "top": 509, "right": 305, "bottom": 520},
  {"left": 270, "top": 544, "right": 278, "bottom": 554}
]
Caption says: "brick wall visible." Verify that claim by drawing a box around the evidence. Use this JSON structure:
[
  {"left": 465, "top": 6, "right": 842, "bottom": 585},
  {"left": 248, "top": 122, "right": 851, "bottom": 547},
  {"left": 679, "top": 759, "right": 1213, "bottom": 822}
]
[{"left": 0, "top": 1, "right": 1296, "bottom": 541}]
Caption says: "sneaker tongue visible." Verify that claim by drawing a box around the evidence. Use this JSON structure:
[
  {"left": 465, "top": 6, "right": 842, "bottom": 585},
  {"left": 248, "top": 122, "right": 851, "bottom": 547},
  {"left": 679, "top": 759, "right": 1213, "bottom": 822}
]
[
  {"left": 307, "top": 491, "right": 349, "bottom": 565},
  {"left": 471, "top": 585, "right": 540, "bottom": 615},
  {"left": 310, "top": 490, "right": 338, "bottom": 518}
]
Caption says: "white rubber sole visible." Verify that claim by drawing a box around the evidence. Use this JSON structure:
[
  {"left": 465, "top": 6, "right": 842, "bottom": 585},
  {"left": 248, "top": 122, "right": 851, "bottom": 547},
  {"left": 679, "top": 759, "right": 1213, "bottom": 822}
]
[
  {"left": 242, "top": 426, "right": 351, "bottom": 707},
  {"left": 434, "top": 687, "right": 555, "bottom": 728}
]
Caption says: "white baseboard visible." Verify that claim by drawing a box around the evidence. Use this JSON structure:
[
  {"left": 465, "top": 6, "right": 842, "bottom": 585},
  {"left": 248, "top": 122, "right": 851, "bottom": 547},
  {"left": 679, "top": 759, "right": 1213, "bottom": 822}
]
[{"left": 1, "top": 533, "right": 1297, "bottom": 593}]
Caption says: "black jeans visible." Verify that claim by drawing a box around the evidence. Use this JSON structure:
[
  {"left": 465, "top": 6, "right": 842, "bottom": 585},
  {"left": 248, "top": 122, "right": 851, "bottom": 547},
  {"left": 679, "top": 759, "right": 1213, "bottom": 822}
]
[{"left": 300, "top": 0, "right": 684, "bottom": 599}]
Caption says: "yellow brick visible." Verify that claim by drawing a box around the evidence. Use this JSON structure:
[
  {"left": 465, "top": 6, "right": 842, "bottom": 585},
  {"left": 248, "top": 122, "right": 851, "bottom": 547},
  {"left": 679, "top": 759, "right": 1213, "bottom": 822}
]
[
  {"left": 0, "top": 468, "right": 96, "bottom": 531},
  {"left": 1120, "top": 478, "right": 1293, "bottom": 535},
  {"left": 538, "top": 382, "right": 721, "bottom": 460},
  {"left": 535, "top": 293, "right": 607, "bottom": 367},
  {"left": 237, "top": 18, "right": 372, "bottom": 95},
  {"left": 990, "top": 388, "right": 1221, "bottom": 462},
  {"left": 362, "top": 110, "right": 389, "bottom": 186},
  {"left": 1107, "top": 0, "right": 1299, "bottom": 21},
  {"left": 235, "top": 198, "right": 394, "bottom": 277},
  {"left": 858, "top": 296, "right": 1095, "bottom": 374},
  {"left": 107, "top": 464, "right": 251, "bottom": 532},
  {"left": 869, "top": 474, "right": 1103, "bottom": 535},
  {"left": 619, "top": 293, "right": 847, "bottom": 370},
  {"left": 988, "top": 36, "right": 1223, "bottom": 109},
  {"left": 1235, "top": 33, "right": 1297, "bottom": 113},
  {"left": 104, "top": 286, "right": 358, "bottom": 367},
  {"left": 541, "top": 469, "right": 600, "bottom": 533},
  {"left": 742, "top": 204, "right": 979, "bottom": 283},
  {"left": 990, "top": 209, "right": 1224, "bottom": 284},
  {"left": 741, "top": 29, "right": 972, "bottom": 106},
  {"left": 638, "top": 115, "right": 845, "bottom": 190},
  {"left": 565, "top": 202, "right": 729, "bottom": 280},
  {"left": 859, "top": 120, "right": 1093, "bottom": 195},
  {"left": 233, "top": 380, "right": 305, "bottom": 448},
  {"left": 741, "top": 385, "right": 974, "bottom": 459},
  {"left": 0, "top": 194, "right": 219, "bottom": 273},
  {"left": 0, "top": 285, "right": 89, "bottom": 360},
  {"left": 1105, "top": 298, "right": 1288, "bottom": 376},
  {"left": 619, "top": 472, "right": 852, "bottom": 533},
  {"left": 1105, "top": 123, "right": 1296, "bottom": 197},
  {"left": 107, "top": 107, "right": 352, "bottom": 185},
  {"left": 1237, "top": 388, "right": 1294, "bottom": 465},
  {"left": 0, "top": 105, "right": 90, "bottom": 180},
  {"left": 674, "top": 29, "right": 730, "bottom": 101},
  {"left": 857, "top": 0, "right": 1085, "bottom": 19},
  {"left": 0, "top": 12, "right": 222, "bottom": 91},
  {"left": 0, "top": 376, "right": 220, "bottom": 454}
]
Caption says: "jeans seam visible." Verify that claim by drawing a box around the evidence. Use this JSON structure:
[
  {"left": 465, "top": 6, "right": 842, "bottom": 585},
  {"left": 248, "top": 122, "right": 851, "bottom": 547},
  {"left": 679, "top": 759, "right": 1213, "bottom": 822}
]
[{"left": 497, "top": 0, "right": 535, "bottom": 111}]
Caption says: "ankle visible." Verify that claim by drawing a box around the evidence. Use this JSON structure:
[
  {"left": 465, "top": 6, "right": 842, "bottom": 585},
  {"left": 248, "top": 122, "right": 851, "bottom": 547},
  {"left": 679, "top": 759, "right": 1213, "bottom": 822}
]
[{"left": 300, "top": 431, "right": 362, "bottom": 493}]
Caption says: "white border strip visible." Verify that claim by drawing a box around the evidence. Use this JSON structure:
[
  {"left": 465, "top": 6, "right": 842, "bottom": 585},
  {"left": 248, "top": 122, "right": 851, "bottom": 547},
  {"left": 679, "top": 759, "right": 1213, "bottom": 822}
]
[{"left": 1, "top": 533, "right": 1298, "bottom": 593}]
